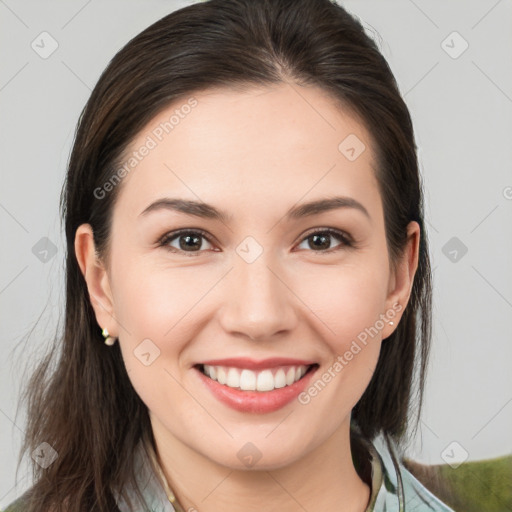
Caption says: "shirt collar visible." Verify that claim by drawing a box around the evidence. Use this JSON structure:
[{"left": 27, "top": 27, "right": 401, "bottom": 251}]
[
  {"left": 112, "top": 440, "right": 176, "bottom": 512},
  {"left": 354, "top": 426, "right": 406, "bottom": 511}
]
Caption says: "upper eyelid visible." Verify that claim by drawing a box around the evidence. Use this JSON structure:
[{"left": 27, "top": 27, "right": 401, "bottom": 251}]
[
  {"left": 299, "top": 227, "right": 352, "bottom": 242},
  {"left": 158, "top": 228, "right": 216, "bottom": 248}
]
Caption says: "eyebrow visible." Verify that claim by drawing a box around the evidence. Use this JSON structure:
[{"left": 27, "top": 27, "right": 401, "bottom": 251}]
[{"left": 138, "top": 196, "right": 370, "bottom": 222}]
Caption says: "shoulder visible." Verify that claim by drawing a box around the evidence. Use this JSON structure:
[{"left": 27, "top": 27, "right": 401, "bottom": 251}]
[
  {"left": 370, "top": 434, "right": 455, "bottom": 512},
  {"left": 3, "top": 487, "right": 33, "bottom": 511},
  {"left": 398, "top": 463, "right": 455, "bottom": 511}
]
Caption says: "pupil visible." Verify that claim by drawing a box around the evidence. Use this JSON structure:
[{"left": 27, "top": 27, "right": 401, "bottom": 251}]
[
  {"left": 311, "top": 234, "right": 330, "bottom": 250},
  {"left": 180, "top": 234, "right": 201, "bottom": 251}
]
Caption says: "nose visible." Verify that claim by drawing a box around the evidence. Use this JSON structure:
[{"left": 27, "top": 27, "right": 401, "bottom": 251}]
[{"left": 218, "top": 253, "right": 298, "bottom": 342}]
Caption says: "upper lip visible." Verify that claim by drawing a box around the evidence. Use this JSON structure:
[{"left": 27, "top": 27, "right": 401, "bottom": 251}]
[{"left": 196, "top": 357, "right": 317, "bottom": 371}]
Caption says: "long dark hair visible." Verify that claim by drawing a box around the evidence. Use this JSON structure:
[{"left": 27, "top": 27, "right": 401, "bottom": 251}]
[{"left": 13, "top": 0, "right": 432, "bottom": 510}]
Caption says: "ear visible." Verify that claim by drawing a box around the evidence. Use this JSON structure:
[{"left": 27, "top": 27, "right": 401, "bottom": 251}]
[
  {"left": 382, "top": 221, "right": 421, "bottom": 339},
  {"left": 74, "top": 223, "right": 118, "bottom": 338}
]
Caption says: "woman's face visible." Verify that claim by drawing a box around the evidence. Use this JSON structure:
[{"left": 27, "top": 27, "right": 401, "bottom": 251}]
[{"left": 77, "top": 82, "right": 419, "bottom": 470}]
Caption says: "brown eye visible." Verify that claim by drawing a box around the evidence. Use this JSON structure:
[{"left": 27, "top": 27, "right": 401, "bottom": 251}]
[
  {"left": 296, "top": 229, "right": 353, "bottom": 253},
  {"left": 159, "top": 229, "right": 214, "bottom": 255}
]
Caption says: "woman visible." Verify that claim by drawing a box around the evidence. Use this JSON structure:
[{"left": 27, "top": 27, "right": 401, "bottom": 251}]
[{"left": 7, "top": 0, "right": 454, "bottom": 510}]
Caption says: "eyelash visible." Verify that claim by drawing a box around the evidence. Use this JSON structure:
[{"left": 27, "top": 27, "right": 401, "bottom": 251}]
[{"left": 157, "top": 228, "right": 355, "bottom": 257}]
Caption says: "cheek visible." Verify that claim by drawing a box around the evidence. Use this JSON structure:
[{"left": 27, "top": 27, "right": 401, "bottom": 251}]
[
  {"left": 110, "top": 258, "right": 190, "bottom": 393},
  {"left": 111, "top": 255, "right": 196, "bottom": 337},
  {"left": 296, "top": 266, "right": 387, "bottom": 416},
  {"left": 299, "top": 260, "right": 389, "bottom": 346},
  {"left": 293, "top": 259, "right": 389, "bottom": 411}
]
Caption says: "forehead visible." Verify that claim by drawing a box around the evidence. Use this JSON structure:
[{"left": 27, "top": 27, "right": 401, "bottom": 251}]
[{"left": 112, "top": 82, "right": 381, "bottom": 224}]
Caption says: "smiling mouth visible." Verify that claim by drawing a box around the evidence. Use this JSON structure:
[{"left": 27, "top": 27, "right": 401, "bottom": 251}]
[{"left": 195, "top": 363, "right": 319, "bottom": 392}]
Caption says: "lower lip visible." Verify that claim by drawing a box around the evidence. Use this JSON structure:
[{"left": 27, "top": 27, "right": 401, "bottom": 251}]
[{"left": 194, "top": 365, "right": 319, "bottom": 414}]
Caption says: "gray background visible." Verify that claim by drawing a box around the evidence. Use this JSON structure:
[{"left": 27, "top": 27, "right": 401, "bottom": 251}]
[{"left": 1, "top": 0, "right": 511, "bottom": 506}]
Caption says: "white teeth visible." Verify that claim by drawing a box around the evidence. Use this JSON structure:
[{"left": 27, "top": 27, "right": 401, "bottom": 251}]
[
  {"left": 285, "top": 367, "right": 296, "bottom": 386},
  {"left": 239, "top": 369, "right": 256, "bottom": 391},
  {"left": 274, "top": 369, "right": 286, "bottom": 389},
  {"left": 226, "top": 368, "right": 240, "bottom": 388},
  {"left": 256, "top": 370, "right": 274, "bottom": 391},
  {"left": 201, "top": 364, "right": 311, "bottom": 392},
  {"left": 217, "top": 367, "right": 227, "bottom": 385}
]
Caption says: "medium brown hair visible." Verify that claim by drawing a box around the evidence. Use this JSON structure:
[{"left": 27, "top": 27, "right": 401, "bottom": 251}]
[{"left": 12, "top": 0, "right": 432, "bottom": 510}]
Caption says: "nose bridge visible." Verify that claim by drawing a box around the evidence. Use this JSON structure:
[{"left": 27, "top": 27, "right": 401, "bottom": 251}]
[{"left": 218, "top": 244, "right": 296, "bottom": 340}]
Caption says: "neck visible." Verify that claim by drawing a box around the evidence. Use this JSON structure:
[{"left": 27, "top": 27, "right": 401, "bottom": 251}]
[{"left": 152, "top": 417, "right": 371, "bottom": 512}]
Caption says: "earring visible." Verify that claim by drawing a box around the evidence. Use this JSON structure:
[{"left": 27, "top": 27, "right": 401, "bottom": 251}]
[
  {"left": 389, "top": 321, "right": 394, "bottom": 326},
  {"left": 102, "top": 327, "right": 117, "bottom": 346}
]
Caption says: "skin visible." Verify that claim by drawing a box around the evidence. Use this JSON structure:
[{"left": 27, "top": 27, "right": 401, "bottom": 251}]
[{"left": 75, "top": 82, "right": 420, "bottom": 512}]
